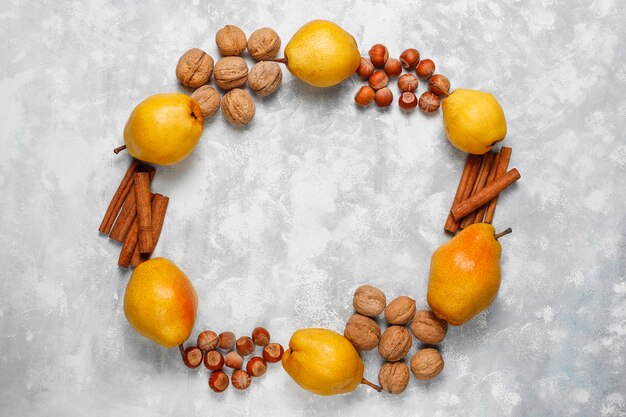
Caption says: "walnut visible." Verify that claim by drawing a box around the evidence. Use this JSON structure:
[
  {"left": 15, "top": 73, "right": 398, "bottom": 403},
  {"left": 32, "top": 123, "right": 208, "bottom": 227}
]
[
  {"left": 410, "top": 348, "right": 444, "bottom": 380},
  {"left": 378, "top": 361, "right": 410, "bottom": 394},
  {"left": 343, "top": 314, "right": 381, "bottom": 351},
  {"left": 215, "top": 25, "right": 247, "bottom": 56},
  {"left": 247, "top": 27, "right": 281, "bottom": 60},
  {"left": 385, "top": 296, "right": 416, "bottom": 325},
  {"left": 248, "top": 62, "right": 282, "bottom": 96},
  {"left": 222, "top": 88, "right": 255, "bottom": 126},
  {"left": 191, "top": 85, "right": 221, "bottom": 118},
  {"left": 410, "top": 310, "right": 448, "bottom": 344},
  {"left": 353, "top": 284, "right": 386, "bottom": 318},
  {"left": 214, "top": 57, "right": 248, "bottom": 90},
  {"left": 378, "top": 325, "right": 412, "bottom": 362},
  {"left": 175, "top": 48, "right": 214, "bottom": 88}
]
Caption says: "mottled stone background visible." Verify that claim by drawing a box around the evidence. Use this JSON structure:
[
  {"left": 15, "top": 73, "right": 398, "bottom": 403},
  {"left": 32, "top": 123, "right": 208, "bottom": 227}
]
[{"left": 1, "top": 0, "right": 625, "bottom": 415}]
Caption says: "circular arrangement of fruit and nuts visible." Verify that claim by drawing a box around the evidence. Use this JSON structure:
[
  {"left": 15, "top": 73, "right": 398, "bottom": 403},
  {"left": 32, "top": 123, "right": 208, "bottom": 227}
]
[{"left": 100, "top": 19, "right": 521, "bottom": 396}]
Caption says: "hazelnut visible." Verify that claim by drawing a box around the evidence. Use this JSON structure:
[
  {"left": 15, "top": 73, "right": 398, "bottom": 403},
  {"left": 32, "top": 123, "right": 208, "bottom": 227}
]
[
  {"left": 248, "top": 61, "right": 282, "bottom": 96},
  {"left": 247, "top": 27, "right": 281, "bottom": 60},
  {"left": 353, "top": 284, "right": 386, "bottom": 317},
  {"left": 368, "top": 44, "right": 389, "bottom": 67},
  {"left": 175, "top": 48, "right": 214, "bottom": 88},
  {"left": 374, "top": 88, "right": 393, "bottom": 108},
  {"left": 215, "top": 25, "right": 247, "bottom": 56},
  {"left": 209, "top": 371, "right": 229, "bottom": 393},
  {"left": 222, "top": 88, "right": 256, "bottom": 126},
  {"left": 182, "top": 346, "right": 203, "bottom": 369},
  {"left": 191, "top": 86, "right": 221, "bottom": 119},
  {"left": 428, "top": 74, "right": 451, "bottom": 97},
  {"left": 397, "top": 74, "right": 418, "bottom": 93},
  {"left": 246, "top": 356, "right": 267, "bottom": 377},
  {"left": 384, "top": 58, "right": 402, "bottom": 77},
  {"left": 218, "top": 331, "right": 236, "bottom": 350},
  {"left": 262, "top": 343, "right": 284, "bottom": 363},
  {"left": 368, "top": 70, "right": 388, "bottom": 90},
  {"left": 343, "top": 313, "right": 381, "bottom": 351},
  {"left": 398, "top": 92, "right": 418, "bottom": 112},
  {"left": 410, "top": 310, "right": 448, "bottom": 344},
  {"left": 197, "top": 329, "right": 219, "bottom": 351},
  {"left": 355, "top": 57, "right": 375, "bottom": 78},
  {"left": 410, "top": 348, "right": 444, "bottom": 380},
  {"left": 378, "top": 325, "right": 412, "bottom": 362},
  {"left": 204, "top": 350, "right": 225, "bottom": 371},
  {"left": 252, "top": 327, "right": 270, "bottom": 346},
  {"left": 224, "top": 351, "right": 244, "bottom": 369},
  {"left": 236, "top": 336, "right": 255, "bottom": 356},
  {"left": 378, "top": 361, "right": 410, "bottom": 394},
  {"left": 416, "top": 59, "right": 435, "bottom": 79},
  {"left": 231, "top": 369, "right": 251, "bottom": 390},
  {"left": 418, "top": 91, "right": 440, "bottom": 113},
  {"left": 214, "top": 56, "right": 248, "bottom": 90},
  {"left": 354, "top": 86, "right": 375, "bottom": 107},
  {"left": 399, "top": 48, "right": 420, "bottom": 70},
  {"left": 385, "top": 296, "right": 416, "bottom": 325}
]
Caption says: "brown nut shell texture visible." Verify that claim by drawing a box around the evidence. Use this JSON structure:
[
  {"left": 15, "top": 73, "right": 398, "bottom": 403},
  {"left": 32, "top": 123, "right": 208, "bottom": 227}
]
[
  {"left": 378, "top": 325, "right": 412, "bottom": 362},
  {"left": 176, "top": 48, "right": 214, "bottom": 88},
  {"left": 343, "top": 313, "right": 381, "bottom": 351},
  {"left": 410, "top": 310, "right": 448, "bottom": 344},
  {"left": 353, "top": 284, "right": 386, "bottom": 317},
  {"left": 385, "top": 296, "right": 416, "bottom": 325},
  {"left": 247, "top": 27, "right": 281, "bottom": 60},
  {"left": 191, "top": 86, "right": 221, "bottom": 118},
  {"left": 378, "top": 361, "right": 410, "bottom": 394},
  {"left": 215, "top": 25, "right": 247, "bottom": 56},
  {"left": 410, "top": 348, "right": 444, "bottom": 380},
  {"left": 222, "top": 88, "right": 256, "bottom": 126},
  {"left": 214, "top": 56, "right": 248, "bottom": 90},
  {"left": 248, "top": 61, "right": 282, "bottom": 96}
]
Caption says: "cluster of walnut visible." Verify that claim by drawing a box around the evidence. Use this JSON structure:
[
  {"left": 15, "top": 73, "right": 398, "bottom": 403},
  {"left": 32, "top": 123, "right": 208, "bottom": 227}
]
[
  {"left": 175, "top": 25, "right": 283, "bottom": 126},
  {"left": 344, "top": 284, "right": 448, "bottom": 395}
]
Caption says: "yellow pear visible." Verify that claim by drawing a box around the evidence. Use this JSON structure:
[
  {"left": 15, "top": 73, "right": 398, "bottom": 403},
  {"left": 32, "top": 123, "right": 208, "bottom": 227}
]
[
  {"left": 282, "top": 328, "right": 380, "bottom": 395},
  {"left": 124, "top": 258, "right": 197, "bottom": 348},
  {"left": 283, "top": 20, "right": 360, "bottom": 87},
  {"left": 123, "top": 93, "right": 204, "bottom": 165},
  {"left": 442, "top": 88, "right": 507, "bottom": 155},
  {"left": 427, "top": 224, "right": 512, "bottom": 326}
]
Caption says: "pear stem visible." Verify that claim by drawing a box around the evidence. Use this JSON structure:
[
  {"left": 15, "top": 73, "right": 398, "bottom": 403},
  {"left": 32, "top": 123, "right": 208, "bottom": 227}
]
[
  {"left": 262, "top": 57, "right": 288, "bottom": 65},
  {"left": 113, "top": 145, "right": 127, "bottom": 154},
  {"left": 361, "top": 378, "right": 382, "bottom": 392},
  {"left": 494, "top": 227, "right": 512, "bottom": 240},
  {"left": 178, "top": 344, "right": 185, "bottom": 361}
]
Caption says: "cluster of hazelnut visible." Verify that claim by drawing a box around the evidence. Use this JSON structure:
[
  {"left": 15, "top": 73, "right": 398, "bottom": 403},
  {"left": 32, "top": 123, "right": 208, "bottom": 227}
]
[
  {"left": 344, "top": 285, "right": 448, "bottom": 395},
  {"left": 175, "top": 25, "right": 283, "bottom": 126},
  {"left": 354, "top": 44, "right": 451, "bottom": 113},
  {"left": 180, "top": 327, "right": 284, "bottom": 393}
]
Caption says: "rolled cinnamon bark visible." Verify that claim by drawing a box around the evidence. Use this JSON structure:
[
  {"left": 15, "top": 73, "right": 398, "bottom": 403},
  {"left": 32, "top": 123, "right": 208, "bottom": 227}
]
[
  {"left": 130, "top": 194, "right": 169, "bottom": 267},
  {"left": 460, "top": 152, "right": 495, "bottom": 229},
  {"left": 484, "top": 147, "right": 512, "bottom": 224},
  {"left": 98, "top": 160, "right": 138, "bottom": 234},
  {"left": 135, "top": 172, "right": 153, "bottom": 253},
  {"left": 444, "top": 154, "right": 481, "bottom": 234},
  {"left": 109, "top": 168, "right": 155, "bottom": 243}
]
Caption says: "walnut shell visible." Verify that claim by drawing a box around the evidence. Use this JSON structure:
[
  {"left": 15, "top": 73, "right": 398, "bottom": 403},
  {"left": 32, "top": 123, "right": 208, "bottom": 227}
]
[
  {"left": 378, "top": 325, "right": 412, "bottom": 362},
  {"left": 215, "top": 25, "right": 247, "bottom": 56},
  {"left": 385, "top": 296, "right": 416, "bottom": 325},
  {"left": 248, "top": 61, "right": 282, "bottom": 96},
  {"left": 378, "top": 361, "right": 410, "bottom": 394},
  {"left": 247, "top": 27, "right": 281, "bottom": 60},
  {"left": 175, "top": 48, "right": 214, "bottom": 88},
  {"left": 353, "top": 284, "right": 386, "bottom": 318},
  {"left": 222, "top": 88, "right": 255, "bottom": 126},
  {"left": 214, "top": 57, "right": 248, "bottom": 90},
  {"left": 343, "top": 314, "right": 381, "bottom": 351},
  {"left": 191, "top": 85, "right": 221, "bottom": 118},
  {"left": 410, "top": 348, "right": 444, "bottom": 380},
  {"left": 410, "top": 310, "right": 448, "bottom": 344}
]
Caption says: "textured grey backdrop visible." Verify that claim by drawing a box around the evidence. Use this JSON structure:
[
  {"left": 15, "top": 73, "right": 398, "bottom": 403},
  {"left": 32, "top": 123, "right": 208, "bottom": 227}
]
[{"left": 1, "top": 0, "right": 625, "bottom": 416}]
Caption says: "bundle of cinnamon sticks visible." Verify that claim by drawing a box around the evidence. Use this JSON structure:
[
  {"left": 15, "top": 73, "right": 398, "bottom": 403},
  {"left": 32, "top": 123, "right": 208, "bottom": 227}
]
[
  {"left": 98, "top": 160, "right": 170, "bottom": 268},
  {"left": 444, "top": 146, "right": 520, "bottom": 234}
]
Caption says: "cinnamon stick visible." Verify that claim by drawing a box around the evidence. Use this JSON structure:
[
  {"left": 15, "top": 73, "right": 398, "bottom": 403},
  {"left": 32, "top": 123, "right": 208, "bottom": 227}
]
[
  {"left": 130, "top": 194, "right": 169, "bottom": 267},
  {"left": 109, "top": 168, "right": 156, "bottom": 243},
  {"left": 484, "top": 147, "right": 512, "bottom": 224},
  {"left": 118, "top": 218, "right": 139, "bottom": 268},
  {"left": 451, "top": 168, "right": 521, "bottom": 221},
  {"left": 460, "top": 152, "right": 495, "bottom": 229},
  {"left": 98, "top": 160, "right": 139, "bottom": 234},
  {"left": 135, "top": 172, "right": 153, "bottom": 253},
  {"left": 473, "top": 152, "right": 501, "bottom": 223},
  {"left": 444, "top": 154, "right": 482, "bottom": 234}
]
